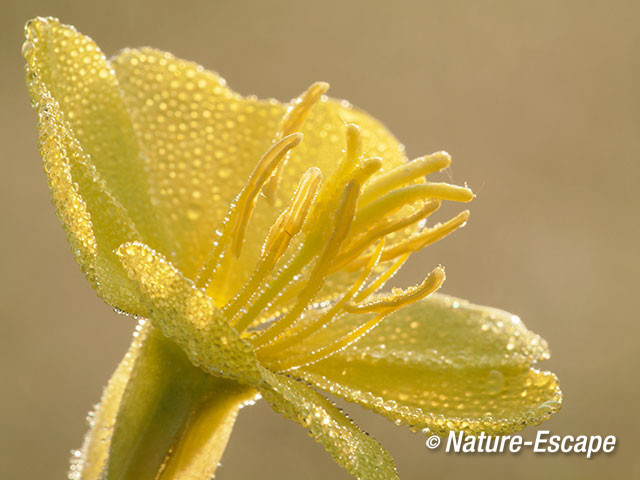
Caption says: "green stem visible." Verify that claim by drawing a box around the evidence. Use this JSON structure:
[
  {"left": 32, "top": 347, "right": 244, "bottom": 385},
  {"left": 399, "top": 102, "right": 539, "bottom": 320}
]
[{"left": 97, "top": 325, "right": 255, "bottom": 480}]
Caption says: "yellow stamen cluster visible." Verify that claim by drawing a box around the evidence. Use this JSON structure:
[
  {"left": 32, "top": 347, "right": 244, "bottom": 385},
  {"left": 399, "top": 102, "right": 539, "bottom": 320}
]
[{"left": 195, "top": 83, "right": 473, "bottom": 372}]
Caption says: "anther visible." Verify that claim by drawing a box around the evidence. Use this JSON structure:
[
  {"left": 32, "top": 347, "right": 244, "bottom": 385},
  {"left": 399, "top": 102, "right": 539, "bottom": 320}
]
[
  {"left": 278, "top": 82, "right": 329, "bottom": 138},
  {"left": 262, "top": 167, "right": 323, "bottom": 262},
  {"left": 345, "top": 123, "right": 363, "bottom": 163},
  {"left": 230, "top": 133, "right": 303, "bottom": 257},
  {"left": 346, "top": 211, "right": 469, "bottom": 270},
  {"left": 345, "top": 265, "right": 445, "bottom": 315},
  {"left": 263, "top": 82, "right": 329, "bottom": 202},
  {"left": 353, "top": 183, "right": 473, "bottom": 233},
  {"left": 305, "top": 124, "right": 366, "bottom": 226},
  {"left": 302, "top": 153, "right": 380, "bottom": 238},
  {"left": 359, "top": 151, "right": 452, "bottom": 207}
]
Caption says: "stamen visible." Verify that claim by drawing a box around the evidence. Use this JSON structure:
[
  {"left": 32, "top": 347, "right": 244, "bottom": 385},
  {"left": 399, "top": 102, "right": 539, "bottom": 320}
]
[
  {"left": 224, "top": 168, "right": 322, "bottom": 322},
  {"left": 345, "top": 265, "right": 445, "bottom": 315},
  {"left": 353, "top": 182, "right": 473, "bottom": 233},
  {"left": 352, "top": 252, "right": 410, "bottom": 303},
  {"left": 262, "top": 82, "right": 329, "bottom": 202},
  {"left": 330, "top": 199, "right": 440, "bottom": 272},
  {"left": 302, "top": 155, "right": 381, "bottom": 239},
  {"left": 259, "top": 239, "right": 385, "bottom": 357},
  {"left": 303, "top": 124, "right": 366, "bottom": 229},
  {"left": 242, "top": 154, "right": 381, "bottom": 325},
  {"left": 262, "top": 167, "right": 323, "bottom": 261},
  {"left": 279, "top": 82, "right": 330, "bottom": 139},
  {"left": 359, "top": 151, "right": 452, "bottom": 207},
  {"left": 345, "top": 123, "right": 363, "bottom": 163},
  {"left": 227, "top": 126, "right": 370, "bottom": 331},
  {"left": 351, "top": 156, "right": 382, "bottom": 184},
  {"left": 249, "top": 181, "right": 360, "bottom": 347},
  {"left": 230, "top": 133, "right": 303, "bottom": 257},
  {"left": 272, "top": 312, "right": 387, "bottom": 371},
  {"left": 345, "top": 210, "right": 470, "bottom": 271},
  {"left": 195, "top": 214, "right": 235, "bottom": 290},
  {"left": 270, "top": 267, "right": 444, "bottom": 371},
  {"left": 288, "top": 151, "right": 380, "bottom": 273},
  {"left": 194, "top": 133, "right": 303, "bottom": 292}
]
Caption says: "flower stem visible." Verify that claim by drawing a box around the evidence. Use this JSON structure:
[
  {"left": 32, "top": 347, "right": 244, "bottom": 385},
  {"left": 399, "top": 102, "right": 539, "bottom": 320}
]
[{"left": 77, "top": 323, "right": 256, "bottom": 480}]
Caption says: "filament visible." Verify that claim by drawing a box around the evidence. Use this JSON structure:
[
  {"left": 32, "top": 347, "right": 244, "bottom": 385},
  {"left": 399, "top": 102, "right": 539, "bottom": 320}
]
[
  {"left": 331, "top": 198, "right": 440, "bottom": 272},
  {"left": 353, "top": 252, "right": 410, "bottom": 303},
  {"left": 259, "top": 238, "right": 385, "bottom": 356},
  {"left": 250, "top": 181, "right": 360, "bottom": 347},
  {"left": 345, "top": 210, "right": 470, "bottom": 271},
  {"left": 224, "top": 167, "right": 322, "bottom": 322}
]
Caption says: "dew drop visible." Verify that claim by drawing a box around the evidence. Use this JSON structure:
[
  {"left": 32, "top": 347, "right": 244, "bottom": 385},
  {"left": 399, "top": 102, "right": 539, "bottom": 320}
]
[
  {"left": 186, "top": 208, "right": 200, "bottom": 221},
  {"left": 485, "top": 369, "right": 505, "bottom": 395},
  {"left": 22, "top": 40, "right": 34, "bottom": 58}
]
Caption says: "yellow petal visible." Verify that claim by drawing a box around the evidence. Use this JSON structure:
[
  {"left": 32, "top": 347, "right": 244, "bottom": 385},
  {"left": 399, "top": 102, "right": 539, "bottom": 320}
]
[
  {"left": 24, "top": 17, "right": 154, "bottom": 314},
  {"left": 116, "top": 241, "right": 262, "bottom": 383},
  {"left": 257, "top": 368, "right": 398, "bottom": 480},
  {"left": 110, "top": 47, "right": 409, "bottom": 289},
  {"left": 24, "top": 17, "right": 163, "bottom": 246},
  {"left": 289, "top": 294, "right": 561, "bottom": 436},
  {"left": 111, "top": 47, "right": 284, "bottom": 277}
]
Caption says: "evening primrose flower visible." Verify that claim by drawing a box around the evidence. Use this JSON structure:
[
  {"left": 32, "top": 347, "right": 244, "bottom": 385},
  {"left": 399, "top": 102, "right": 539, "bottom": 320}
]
[{"left": 24, "top": 17, "right": 561, "bottom": 480}]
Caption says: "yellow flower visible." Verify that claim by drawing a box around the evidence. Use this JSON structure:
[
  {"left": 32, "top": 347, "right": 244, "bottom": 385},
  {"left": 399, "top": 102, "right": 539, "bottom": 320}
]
[{"left": 24, "top": 17, "right": 561, "bottom": 480}]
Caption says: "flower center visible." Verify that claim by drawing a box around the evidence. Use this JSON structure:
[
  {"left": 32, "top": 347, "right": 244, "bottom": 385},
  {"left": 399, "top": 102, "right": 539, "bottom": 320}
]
[{"left": 193, "top": 83, "right": 473, "bottom": 372}]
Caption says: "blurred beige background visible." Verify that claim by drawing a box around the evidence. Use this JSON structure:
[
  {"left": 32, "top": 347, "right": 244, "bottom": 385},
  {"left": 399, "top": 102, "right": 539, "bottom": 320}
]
[{"left": 1, "top": 1, "right": 639, "bottom": 478}]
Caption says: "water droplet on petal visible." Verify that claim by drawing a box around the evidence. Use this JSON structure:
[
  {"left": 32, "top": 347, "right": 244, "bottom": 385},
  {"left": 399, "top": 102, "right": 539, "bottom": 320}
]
[{"left": 485, "top": 369, "right": 505, "bottom": 395}]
